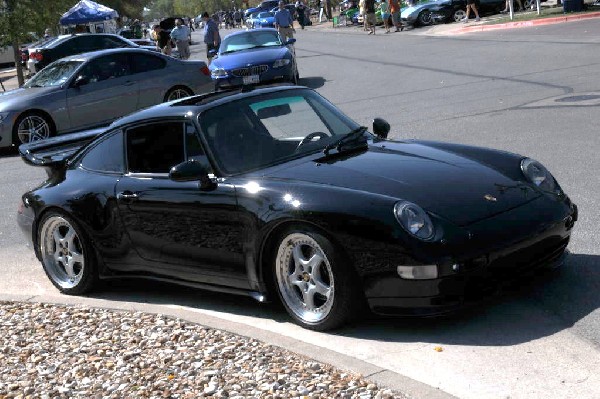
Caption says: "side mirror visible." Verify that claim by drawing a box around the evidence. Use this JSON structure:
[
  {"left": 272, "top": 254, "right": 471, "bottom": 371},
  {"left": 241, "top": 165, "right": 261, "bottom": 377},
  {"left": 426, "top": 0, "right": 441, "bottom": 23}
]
[
  {"left": 208, "top": 49, "right": 218, "bottom": 57},
  {"left": 373, "top": 117, "right": 390, "bottom": 139},
  {"left": 285, "top": 38, "right": 297, "bottom": 45},
  {"left": 169, "top": 160, "right": 217, "bottom": 191},
  {"left": 72, "top": 75, "right": 90, "bottom": 88}
]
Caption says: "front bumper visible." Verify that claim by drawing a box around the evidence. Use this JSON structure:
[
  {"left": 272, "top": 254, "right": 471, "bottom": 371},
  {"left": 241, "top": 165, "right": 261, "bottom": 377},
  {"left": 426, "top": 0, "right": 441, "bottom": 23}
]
[
  {"left": 364, "top": 200, "right": 578, "bottom": 316},
  {"left": 213, "top": 65, "right": 294, "bottom": 89},
  {"left": 0, "top": 111, "right": 18, "bottom": 148}
]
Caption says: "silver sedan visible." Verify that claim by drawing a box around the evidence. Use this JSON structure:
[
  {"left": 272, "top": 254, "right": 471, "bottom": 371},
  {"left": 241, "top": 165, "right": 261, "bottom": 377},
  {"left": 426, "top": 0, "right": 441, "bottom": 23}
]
[{"left": 0, "top": 48, "right": 214, "bottom": 148}]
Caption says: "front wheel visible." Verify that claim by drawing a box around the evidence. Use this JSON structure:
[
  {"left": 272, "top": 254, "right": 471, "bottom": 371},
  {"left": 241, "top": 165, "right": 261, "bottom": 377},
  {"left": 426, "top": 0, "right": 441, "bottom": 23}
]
[
  {"left": 38, "top": 212, "right": 97, "bottom": 295},
  {"left": 453, "top": 9, "right": 466, "bottom": 22},
  {"left": 417, "top": 10, "right": 433, "bottom": 26},
  {"left": 12, "top": 111, "right": 54, "bottom": 146},
  {"left": 273, "top": 228, "right": 358, "bottom": 330},
  {"left": 164, "top": 86, "right": 193, "bottom": 102}
]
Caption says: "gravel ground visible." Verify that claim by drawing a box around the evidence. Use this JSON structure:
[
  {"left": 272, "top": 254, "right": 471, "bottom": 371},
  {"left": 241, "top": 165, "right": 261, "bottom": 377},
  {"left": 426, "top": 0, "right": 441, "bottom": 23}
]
[{"left": 0, "top": 301, "right": 407, "bottom": 399}]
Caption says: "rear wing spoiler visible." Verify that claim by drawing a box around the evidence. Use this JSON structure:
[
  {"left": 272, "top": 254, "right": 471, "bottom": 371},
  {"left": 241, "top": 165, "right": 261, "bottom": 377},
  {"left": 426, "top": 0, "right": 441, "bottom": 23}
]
[{"left": 19, "top": 128, "right": 106, "bottom": 168}]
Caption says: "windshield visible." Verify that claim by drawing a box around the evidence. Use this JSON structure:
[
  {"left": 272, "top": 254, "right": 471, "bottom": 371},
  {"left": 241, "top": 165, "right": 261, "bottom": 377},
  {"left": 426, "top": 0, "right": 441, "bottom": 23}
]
[
  {"left": 24, "top": 60, "right": 83, "bottom": 88},
  {"left": 199, "top": 89, "right": 361, "bottom": 175},
  {"left": 220, "top": 31, "right": 282, "bottom": 54}
]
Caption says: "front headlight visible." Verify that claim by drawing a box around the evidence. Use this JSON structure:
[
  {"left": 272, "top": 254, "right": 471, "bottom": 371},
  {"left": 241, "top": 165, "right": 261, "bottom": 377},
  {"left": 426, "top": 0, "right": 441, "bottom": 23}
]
[
  {"left": 394, "top": 201, "right": 434, "bottom": 240},
  {"left": 211, "top": 68, "right": 228, "bottom": 78},
  {"left": 273, "top": 59, "right": 291, "bottom": 68},
  {"left": 521, "top": 158, "right": 558, "bottom": 193}
]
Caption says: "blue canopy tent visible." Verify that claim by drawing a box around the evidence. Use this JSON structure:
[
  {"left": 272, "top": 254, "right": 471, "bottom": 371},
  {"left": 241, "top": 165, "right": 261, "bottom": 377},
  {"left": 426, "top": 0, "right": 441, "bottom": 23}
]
[{"left": 59, "top": 0, "right": 119, "bottom": 25}]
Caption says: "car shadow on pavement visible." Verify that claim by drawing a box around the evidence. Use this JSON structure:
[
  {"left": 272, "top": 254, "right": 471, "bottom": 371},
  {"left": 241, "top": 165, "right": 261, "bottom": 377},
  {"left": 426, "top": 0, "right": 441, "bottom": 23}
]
[
  {"left": 299, "top": 76, "right": 326, "bottom": 89},
  {"left": 0, "top": 146, "right": 18, "bottom": 158},
  {"left": 86, "top": 253, "right": 599, "bottom": 347},
  {"left": 335, "top": 253, "right": 600, "bottom": 346}
]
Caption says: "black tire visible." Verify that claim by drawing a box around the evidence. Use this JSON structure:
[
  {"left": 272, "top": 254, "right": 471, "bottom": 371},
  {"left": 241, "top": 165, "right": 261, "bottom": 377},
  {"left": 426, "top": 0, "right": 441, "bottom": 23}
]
[
  {"left": 164, "top": 86, "right": 194, "bottom": 102},
  {"left": 272, "top": 226, "right": 359, "bottom": 331},
  {"left": 417, "top": 10, "right": 433, "bottom": 26},
  {"left": 12, "top": 111, "right": 55, "bottom": 146},
  {"left": 37, "top": 211, "right": 98, "bottom": 295}
]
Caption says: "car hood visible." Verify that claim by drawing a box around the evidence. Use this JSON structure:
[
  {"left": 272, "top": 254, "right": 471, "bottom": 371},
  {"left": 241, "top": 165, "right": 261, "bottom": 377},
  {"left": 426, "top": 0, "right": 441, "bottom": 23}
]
[
  {"left": 213, "top": 47, "right": 289, "bottom": 69},
  {"left": 0, "top": 86, "right": 61, "bottom": 111},
  {"left": 262, "top": 140, "right": 540, "bottom": 226}
]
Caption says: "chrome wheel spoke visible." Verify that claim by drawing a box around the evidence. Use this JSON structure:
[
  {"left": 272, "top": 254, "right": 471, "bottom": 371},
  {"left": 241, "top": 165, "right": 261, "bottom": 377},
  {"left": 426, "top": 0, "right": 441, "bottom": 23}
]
[
  {"left": 276, "top": 233, "right": 335, "bottom": 324},
  {"left": 40, "top": 216, "right": 85, "bottom": 290}
]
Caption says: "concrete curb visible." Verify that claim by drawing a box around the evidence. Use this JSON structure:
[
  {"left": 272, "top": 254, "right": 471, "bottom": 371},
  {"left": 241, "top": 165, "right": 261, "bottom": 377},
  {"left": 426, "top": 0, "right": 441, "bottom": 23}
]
[
  {"left": 0, "top": 293, "right": 458, "bottom": 399},
  {"left": 456, "top": 11, "right": 600, "bottom": 33}
]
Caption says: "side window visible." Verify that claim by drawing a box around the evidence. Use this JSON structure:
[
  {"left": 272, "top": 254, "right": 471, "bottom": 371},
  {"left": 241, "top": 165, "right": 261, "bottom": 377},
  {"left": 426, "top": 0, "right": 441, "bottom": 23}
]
[
  {"left": 131, "top": 53, "right": 167, "bottom": 74},
  {"left": 80, "top": 131, "right": 125, "bottom": 173},
  {"left": 78, "top": 54, "right": 131, "bottom": 83},
  {"left": 101, "top": 36, "right": 129, "bottom": 49},
  {"left": 126, "top": 122, "right": 185, "bottom": 174}
]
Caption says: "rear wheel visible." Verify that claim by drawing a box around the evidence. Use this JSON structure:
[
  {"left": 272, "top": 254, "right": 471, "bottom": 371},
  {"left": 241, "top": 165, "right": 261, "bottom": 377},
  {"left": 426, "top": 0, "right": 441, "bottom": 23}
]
[
  {"left": 273, "top": 228, "right": 358, "bottom": 330},
  {"left": 417, "top": 10, "right": 433, "bottom": 26},
  {"left": 12, "top": 111, "right": 54, "bottom": 146},
  {"left": 38, "top": 212, "right": 98, "bottom": 295},
  {"left": 164, "top": 86, "right": 193, "bottom": 102}
]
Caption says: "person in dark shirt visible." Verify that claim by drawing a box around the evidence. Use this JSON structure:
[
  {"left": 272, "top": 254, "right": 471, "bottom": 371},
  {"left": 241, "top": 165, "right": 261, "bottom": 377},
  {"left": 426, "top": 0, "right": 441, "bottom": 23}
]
[{"left": 153, "top": 25, "right": 172, "bottom": 55}]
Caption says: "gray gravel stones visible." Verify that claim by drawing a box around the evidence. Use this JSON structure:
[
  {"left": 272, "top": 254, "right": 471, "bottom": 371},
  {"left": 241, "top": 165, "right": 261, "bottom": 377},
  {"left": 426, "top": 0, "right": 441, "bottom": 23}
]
[{"left": 0, "top": 301, "right": 406, "bottom": 398}]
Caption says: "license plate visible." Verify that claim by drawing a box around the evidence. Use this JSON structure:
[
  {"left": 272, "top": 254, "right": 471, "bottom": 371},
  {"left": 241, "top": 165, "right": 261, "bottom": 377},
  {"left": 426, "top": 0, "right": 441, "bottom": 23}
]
[{"left": 243, "top": 75, "right": 260, "bottom": 85}]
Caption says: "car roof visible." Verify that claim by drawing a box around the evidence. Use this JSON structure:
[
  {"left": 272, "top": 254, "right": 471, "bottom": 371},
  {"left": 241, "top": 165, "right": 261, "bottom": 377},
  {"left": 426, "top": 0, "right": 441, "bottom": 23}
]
[
  {"left": 110, "top": 85, "right": 307, "bottom": 129},
  {"left": 43, "top": 33, "right": 127, "bottom": 48},
  {"left": 59, "top": 47, "right": 160, "bottom": 62}
]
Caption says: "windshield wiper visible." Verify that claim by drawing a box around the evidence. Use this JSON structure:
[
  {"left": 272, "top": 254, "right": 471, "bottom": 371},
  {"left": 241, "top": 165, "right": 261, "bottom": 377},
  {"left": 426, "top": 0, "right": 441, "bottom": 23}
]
[{"left": 323, "top": 126, "right": 368, "bottom": 156}]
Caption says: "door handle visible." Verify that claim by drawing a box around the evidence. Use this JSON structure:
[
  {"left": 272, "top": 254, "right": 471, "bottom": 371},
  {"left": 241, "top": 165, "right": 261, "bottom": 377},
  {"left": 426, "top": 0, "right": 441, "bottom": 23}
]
[{"left": 117, "top": 191, "right": 139, "bottom": 202}]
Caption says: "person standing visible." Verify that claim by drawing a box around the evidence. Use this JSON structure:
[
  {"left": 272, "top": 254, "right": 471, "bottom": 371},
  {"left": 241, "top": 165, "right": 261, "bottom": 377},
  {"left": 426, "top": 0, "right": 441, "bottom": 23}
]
[
  {"left": 170, "top": 19, "right": 191, "bottom": 59},
  {"left": 463, "top": 0, "right": 480, "bottom": 22},
  {"left": 153, "top": 24, "right": 172, "bottom": 56},
  {"left": 274, "top": 1, "right": 295, "bottom": 42},
  {"left": 365, "top": 0, "right": 376, "bottom": 34},
  {"left": 359, "top": 0, "right": 367, "bottom": 31},
  {"left": 202, "top": 12, "right": 221, "bottom": 65},
  {"left": 380, "top": 0, "right": 390, "bottom": 33},
  {"left": 296, "top": 1, "right": 307, "bottom": 29},
  {"left": 388, "top": 0, "right": 403, "bottom": 32}
]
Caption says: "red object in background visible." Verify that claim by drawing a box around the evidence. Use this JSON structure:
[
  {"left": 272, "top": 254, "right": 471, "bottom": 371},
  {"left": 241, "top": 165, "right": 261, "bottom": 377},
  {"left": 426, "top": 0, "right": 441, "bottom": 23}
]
[
  {"left": 200, "top": 65, "right": 210, "bottom": 76},
  {"left": 30, "top": 52, "right": 43, "bottom": 61}
]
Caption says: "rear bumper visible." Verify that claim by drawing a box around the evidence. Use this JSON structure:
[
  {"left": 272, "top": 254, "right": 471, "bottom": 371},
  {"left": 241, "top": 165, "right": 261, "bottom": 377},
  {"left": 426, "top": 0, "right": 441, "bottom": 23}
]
[{"left": 365, "top": 201, "right": 578, "bottom": 316}]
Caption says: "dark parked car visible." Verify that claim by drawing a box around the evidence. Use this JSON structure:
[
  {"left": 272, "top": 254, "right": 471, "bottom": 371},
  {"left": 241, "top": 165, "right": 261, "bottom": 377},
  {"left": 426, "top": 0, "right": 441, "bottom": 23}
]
[
  {"left": 17, "top": 86, "right": 577, "bottom": 331},
  {"left": 245, "top": 0, "right": 281, "bottom": 17},
  {"left": 401, "top": 0, "right": 506, "bottom": 26},
  {"left": 26, "top": 33, "right": 156, "bottom": 75}
]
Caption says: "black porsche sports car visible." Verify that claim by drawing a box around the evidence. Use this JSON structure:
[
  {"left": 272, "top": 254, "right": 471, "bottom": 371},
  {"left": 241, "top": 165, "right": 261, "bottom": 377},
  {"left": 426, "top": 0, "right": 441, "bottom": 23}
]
[{"left": 17, "top": 86, "right": 577, "bottom": 330}]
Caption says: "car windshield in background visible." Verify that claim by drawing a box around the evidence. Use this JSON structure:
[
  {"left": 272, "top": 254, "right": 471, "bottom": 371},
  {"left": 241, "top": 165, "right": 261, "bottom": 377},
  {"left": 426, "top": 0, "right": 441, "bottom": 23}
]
[
  {"left": 24, "top": 60, "right": 83, "bottom": 88},
  {"left": 220, "top": 31, "right": 282, "bottom": 54},
  {"left": 199, "top": 89, "right": 360, "bottom": 174}
]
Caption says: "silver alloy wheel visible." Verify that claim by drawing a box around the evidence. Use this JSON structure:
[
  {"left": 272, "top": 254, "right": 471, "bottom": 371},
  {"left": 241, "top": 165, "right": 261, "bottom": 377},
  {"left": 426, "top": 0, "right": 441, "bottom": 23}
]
[
  {"left": 453, "top": 10, "right": 466, "bottom": 22},
  {"left": 275, "top": 233, "right": 335, "bottom": 324},
  {"left": 17, "top": 115, "right": 51, "bottom": 144},
  {"left": 166, "top": 88, "right": 191, "bottom": 101},
  {"left": 39, "top": 216, "right": 85, "bottom": 289}
]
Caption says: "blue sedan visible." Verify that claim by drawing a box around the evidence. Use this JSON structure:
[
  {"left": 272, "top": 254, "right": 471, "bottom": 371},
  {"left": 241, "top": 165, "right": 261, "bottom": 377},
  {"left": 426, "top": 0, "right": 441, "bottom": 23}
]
[
  {"left": 253, "top": 11, "right": 276, "bottom": 28},
  {"left": 209, "top": 29, "right": 299, "bottom": 89}
]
